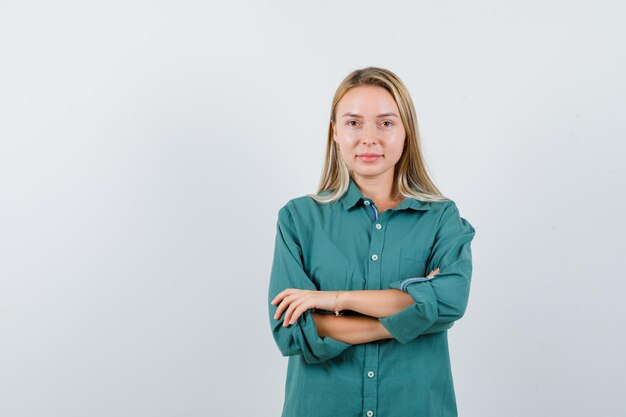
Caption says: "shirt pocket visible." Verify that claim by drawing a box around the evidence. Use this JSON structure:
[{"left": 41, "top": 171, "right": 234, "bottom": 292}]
[{"left": 398, "top": 247, "right": 432, "bottom": 279}]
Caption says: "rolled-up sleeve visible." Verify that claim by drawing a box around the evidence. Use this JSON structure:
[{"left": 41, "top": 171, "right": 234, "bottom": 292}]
[
  {"left": 268, "top": 205, "right": 352, "bottom": 364},
  {"left": 379, "top": 201, "right": 476, "bottom": 344}
]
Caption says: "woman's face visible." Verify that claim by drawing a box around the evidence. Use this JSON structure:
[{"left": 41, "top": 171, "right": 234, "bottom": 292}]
[{"left": 332, "top": 85, "right": 406, "bottom": 181}]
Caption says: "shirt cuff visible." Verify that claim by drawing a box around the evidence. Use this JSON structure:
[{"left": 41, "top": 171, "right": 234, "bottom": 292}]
[
  {"left": 379, "top": 278, "right": 438, "bottom": 344},
  {"left": 388, "top": 276, "right": 433, "bottom": 292},
  {"left": 296, "top": 309, "right": 352, "bottom": 364}
]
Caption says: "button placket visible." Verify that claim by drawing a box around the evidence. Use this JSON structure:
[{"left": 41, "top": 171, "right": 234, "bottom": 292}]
[{"left": 363, "top": 199, "right": 384, "bottom": 417}]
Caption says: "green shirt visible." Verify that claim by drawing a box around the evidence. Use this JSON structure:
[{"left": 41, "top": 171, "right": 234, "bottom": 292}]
[{"left": 268, "top": 176, "right": 476, "bottom": 417}]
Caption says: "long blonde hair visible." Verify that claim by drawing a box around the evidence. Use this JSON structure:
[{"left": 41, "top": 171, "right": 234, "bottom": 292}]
[{"left": 307, "top": 67, "right": 449, "bottom": 204}]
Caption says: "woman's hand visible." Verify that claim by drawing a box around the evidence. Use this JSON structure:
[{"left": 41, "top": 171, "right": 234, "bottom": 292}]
[{"left": 271, "top": 289, "right": 337, "bottom": 327}]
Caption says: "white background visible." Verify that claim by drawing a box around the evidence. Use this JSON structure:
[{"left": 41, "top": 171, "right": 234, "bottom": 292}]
[{"left": 1, "top": 1, "right": 625, "bottom": 416}]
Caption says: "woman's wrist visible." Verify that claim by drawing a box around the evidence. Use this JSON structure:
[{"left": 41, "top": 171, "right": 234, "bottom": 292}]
[{"left": 336, "top": 289, "right": 352, "bottom": 312}]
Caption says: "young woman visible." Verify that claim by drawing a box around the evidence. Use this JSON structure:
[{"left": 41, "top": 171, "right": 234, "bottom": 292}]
[{"left": 268, "top": 67, "right": 476, "bottom": 417}]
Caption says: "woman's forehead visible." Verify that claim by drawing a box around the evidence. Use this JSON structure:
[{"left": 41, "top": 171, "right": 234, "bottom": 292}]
[{"left": 337, "top": 86, "right": 399, "bottom": 116}]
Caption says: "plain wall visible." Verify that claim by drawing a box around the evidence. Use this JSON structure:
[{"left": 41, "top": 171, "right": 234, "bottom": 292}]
[{"left": 1, "top": 1, "right": 624, "bottom": 416}]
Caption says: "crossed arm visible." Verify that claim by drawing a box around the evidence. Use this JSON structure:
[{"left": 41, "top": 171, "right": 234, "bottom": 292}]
[
  {"left": 272, "top": 266, "right": 441, "bottom": 345},
  {"left": 312, "top": 313, "right": 391, "bottom": 344}
]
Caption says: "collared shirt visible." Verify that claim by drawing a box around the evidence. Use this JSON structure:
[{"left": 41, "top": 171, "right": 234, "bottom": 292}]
[{"left": 267, "top": 176, "right": 476, "bottom": 417}]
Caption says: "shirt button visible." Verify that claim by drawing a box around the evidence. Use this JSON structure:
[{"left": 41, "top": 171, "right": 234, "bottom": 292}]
[
  {"left": 367, "top": 371, "right": 375, "bottom": 378},
  {"left": 375, "top": 223, "right": 381, "bottom": 229},
  {"left": 371, "top": 254, "right": 378, "bottom": 261},
  {"left": 364, "top": 200, "right": 371, "bottom": 205},
  {"left": 366, "top": 411, "right": 374, "bottom": 417}
]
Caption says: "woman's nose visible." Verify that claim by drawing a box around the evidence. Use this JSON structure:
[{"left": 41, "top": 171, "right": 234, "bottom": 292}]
[{"left": 360, "top": 124, "right": 379, "bottom": 144}]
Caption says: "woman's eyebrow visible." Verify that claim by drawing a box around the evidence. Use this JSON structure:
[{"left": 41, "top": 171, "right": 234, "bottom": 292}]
[{"left": 340, "top": 112, "right": 400, "bottom": 118}]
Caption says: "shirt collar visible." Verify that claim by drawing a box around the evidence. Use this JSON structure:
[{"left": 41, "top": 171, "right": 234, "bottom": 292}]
[{"left": 340, "top": 177, "right": 432, "bottom": 211}]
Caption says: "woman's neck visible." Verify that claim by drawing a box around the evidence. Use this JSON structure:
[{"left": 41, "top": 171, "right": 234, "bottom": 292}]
[{"left": 352, "top": 172, "right": 401, "bottom": 211}]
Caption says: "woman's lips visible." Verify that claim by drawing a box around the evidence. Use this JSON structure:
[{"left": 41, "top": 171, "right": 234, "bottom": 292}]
[{"left": 358, "top": 154, "right": 382, "bottom": 162}]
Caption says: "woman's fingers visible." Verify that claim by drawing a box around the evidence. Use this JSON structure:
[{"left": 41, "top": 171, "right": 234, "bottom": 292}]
[
  {"left": 427, "top": 268, "right": 441, "bottom": 277},
  {"left": 271, "top": 288, "right": 292, "bottom": 306},
  {"left": 286, "top": 303, "right": 307, "bottom": 326},
  {"left": 271, "top": 289, "right": 321, "bottom": 326},
  {"left": 283, "top": 299, "right": 305, "bottom": 326},
  {"left": 274, "top": 293, "right": 296, "bottom": 319}
]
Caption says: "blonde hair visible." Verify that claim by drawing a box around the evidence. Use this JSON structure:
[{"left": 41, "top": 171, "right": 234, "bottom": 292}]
[{"left": 307, "top": 67, "right": 449, "bottom": 204}]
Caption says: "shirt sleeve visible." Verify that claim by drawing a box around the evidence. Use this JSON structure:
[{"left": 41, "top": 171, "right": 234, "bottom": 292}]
[
  {"left": 267, "top": 204, "right": 352, "bottom": 364},
  {"left": 379, "top": 201, "right": 476, "bottom": 344}
]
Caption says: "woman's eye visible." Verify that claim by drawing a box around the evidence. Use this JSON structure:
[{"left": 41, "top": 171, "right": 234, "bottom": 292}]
[
  {"left": 347, "top": 120, "right": 358, "bottom": 127},
  {"left": 381, "top": 121, "right": 393, "bottom": 127}
]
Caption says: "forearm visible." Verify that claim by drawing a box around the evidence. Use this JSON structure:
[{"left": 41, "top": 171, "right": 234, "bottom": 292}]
[
  {"left": 312, "top": 312, "right": 393, "bottom": 344},
  {"left": 338, "top": 289, "right": 415, "bottom": 318}
]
